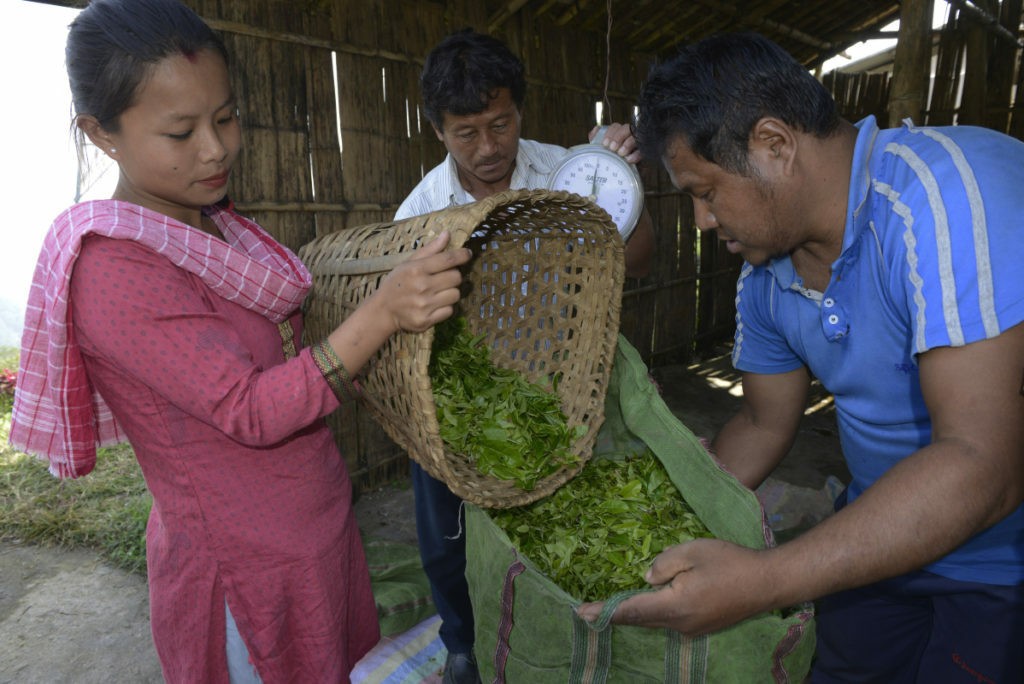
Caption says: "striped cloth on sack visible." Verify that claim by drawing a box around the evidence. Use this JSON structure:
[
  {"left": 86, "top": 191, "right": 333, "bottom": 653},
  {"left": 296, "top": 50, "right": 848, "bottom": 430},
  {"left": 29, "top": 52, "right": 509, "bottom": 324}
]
[{"left": 351, "top": 614, "right": 446, "bottom": 684}]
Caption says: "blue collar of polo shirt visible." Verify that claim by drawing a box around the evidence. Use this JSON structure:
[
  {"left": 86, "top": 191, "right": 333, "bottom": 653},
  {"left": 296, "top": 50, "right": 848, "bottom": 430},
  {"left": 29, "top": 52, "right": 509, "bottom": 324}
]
[
  {"left": 844, "top": 116, "right": 882, "bottom": 254},
  {"left": 766, "top": 115, "right": 882, "bottom": 293}
]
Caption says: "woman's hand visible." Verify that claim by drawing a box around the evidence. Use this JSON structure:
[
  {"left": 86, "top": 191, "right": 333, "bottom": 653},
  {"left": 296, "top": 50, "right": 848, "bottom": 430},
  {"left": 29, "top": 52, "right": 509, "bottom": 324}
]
[
  {"left": 326, "top": 232, "right": 472, "bottom": 378},
  {"left": 370, "top": 231, "right": 473, "bottom": 334}
]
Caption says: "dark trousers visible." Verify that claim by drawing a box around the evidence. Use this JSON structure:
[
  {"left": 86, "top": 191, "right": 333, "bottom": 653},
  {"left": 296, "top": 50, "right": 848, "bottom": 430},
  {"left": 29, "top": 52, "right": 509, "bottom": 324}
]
[
  {"left": 812, "top": 570, "right": 1024, "bottom": 683},
  {"left": 813, "top": 488, "right": 1024, "bottom": 682},
  {"left": 411, "top": 460, "right": 475, "bottom": 654}
]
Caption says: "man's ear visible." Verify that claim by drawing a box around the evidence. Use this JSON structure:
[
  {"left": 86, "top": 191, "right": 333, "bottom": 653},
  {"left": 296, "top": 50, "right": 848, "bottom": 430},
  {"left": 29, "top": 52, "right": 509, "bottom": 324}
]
[
  {"left": 431, "top": 122, "right": 445, "bottom": 143},
  {"left": 750, "top": 117, "right": 796, "bottom": 173},
  {"left": 77, "top": 115, "right": 119, "bottom": 159}
]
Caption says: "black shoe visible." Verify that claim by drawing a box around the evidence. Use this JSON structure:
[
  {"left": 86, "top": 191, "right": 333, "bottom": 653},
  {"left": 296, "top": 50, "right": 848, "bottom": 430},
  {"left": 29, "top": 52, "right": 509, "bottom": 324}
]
[{"left": 442, "top": 651, "right": 482, "bottom": 684}]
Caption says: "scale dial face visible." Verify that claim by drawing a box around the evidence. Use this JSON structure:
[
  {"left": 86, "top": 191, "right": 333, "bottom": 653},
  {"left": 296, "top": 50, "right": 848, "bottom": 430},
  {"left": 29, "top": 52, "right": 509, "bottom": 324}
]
[{"left": 548, "top": 136, "right": 644, "bottom": 241}]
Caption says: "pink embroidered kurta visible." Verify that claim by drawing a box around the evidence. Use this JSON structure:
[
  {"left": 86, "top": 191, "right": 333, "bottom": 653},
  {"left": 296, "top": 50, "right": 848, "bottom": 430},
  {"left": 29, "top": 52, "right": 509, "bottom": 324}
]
[{"left": 46, "top": 203, "right": 378, "bottom": 681}]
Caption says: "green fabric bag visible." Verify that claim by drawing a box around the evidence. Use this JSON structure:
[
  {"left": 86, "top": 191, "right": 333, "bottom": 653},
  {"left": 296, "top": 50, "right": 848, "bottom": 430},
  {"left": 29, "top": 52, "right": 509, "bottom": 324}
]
[
  {"left": 364, "top": 538, "right": 436, "bottom": 637},
  {"left": 466, "top": 335, "right": 815, "bottom": 683}
]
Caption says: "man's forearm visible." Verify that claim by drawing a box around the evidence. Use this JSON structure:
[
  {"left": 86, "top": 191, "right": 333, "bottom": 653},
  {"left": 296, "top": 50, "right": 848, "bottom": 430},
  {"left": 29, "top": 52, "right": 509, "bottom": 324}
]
[
  {"left": 710, "top": 410, "right": 794, "bottom": 489},
  {"left": 624, "top": 210, "right": 655, "bottom": 278},
  {"left": 760, "top": 437, "right": 1023, "bottom": 608}
]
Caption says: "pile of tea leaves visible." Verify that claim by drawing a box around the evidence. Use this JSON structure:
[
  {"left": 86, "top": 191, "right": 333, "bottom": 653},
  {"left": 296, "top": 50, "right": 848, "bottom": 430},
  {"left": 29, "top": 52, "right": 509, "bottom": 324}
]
[
  {"left": 429, "top": 317, "right": 585, "bottom": 490},
  {"left": 490, "top": 448, "right": 714, "bottom": 601}
]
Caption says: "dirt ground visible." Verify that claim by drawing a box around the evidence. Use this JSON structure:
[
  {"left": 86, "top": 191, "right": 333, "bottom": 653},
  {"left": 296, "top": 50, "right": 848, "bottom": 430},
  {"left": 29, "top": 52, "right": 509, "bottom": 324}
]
[{"left": 0, "top": 352, "right": 847, "bottom": 683}]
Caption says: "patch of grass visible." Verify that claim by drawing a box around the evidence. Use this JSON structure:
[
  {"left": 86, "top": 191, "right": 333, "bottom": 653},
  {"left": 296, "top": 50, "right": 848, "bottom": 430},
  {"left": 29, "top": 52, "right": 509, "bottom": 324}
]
[
  {"left": 0, "top": 346, "right": 18, "bottom": 366},
  {"left": 0, "top": 346, "right": 17, "bottom": 418},
  {"left": 1, "top": 347, "right": 150, "bottom": 575}
]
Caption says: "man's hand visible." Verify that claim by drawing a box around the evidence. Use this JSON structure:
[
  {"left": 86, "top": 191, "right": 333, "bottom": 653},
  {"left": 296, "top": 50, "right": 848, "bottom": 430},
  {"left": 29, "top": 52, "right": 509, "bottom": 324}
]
[
  {"left": 578, "top": 323, "right": 1024, "bottom": 638},
  {"left": 590, "top": 122, "right": 641, "bottom": 164},
  {"left": 576, "top": 539, "right": 780, "bottom": 635}
]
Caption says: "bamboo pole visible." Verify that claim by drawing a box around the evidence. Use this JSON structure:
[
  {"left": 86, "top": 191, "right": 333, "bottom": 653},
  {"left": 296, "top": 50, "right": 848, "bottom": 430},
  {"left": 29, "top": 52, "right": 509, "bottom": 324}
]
[
  {"left": 960, "top": 0, "right": 992, "bottom": 126},
  {"left": 944, "top": 0, "right": 1024, "bottom": 47},
  {"left": 986, "top": 0, "right": 1023, "bottom": 132},
  {"left": 236, "top": 201, "right": 395, "bottom": 213},
  {"left": 888, "top": 0, "right": 935, "bottom": 126}
]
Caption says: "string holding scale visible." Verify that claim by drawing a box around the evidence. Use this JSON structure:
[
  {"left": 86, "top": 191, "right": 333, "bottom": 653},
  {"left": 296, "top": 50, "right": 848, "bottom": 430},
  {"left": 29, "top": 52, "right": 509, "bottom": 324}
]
[{"left": 546, "top": 0, "right": 644, "bottom": 241}]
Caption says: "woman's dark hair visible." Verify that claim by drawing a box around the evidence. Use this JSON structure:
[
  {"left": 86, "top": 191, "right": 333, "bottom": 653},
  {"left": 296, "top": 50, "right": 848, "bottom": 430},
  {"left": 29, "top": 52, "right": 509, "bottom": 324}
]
[
  {"left": 635, "top": 32, "right": 839, "bottom": 175},
  {"left": 66, "top": 0, "right": 228, "bottom": 133},
  {"left": 420, "top": 29, "right": 526, "bottom": 130}
]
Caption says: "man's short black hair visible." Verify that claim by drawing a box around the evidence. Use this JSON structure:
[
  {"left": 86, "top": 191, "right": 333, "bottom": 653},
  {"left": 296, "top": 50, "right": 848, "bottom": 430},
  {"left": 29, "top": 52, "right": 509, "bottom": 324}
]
[
  {"left": 420, "top": 29, "right": 526, "bottom": 130},
  {"left": 635, "top": 32, "right": 839, "bottom": 174}
]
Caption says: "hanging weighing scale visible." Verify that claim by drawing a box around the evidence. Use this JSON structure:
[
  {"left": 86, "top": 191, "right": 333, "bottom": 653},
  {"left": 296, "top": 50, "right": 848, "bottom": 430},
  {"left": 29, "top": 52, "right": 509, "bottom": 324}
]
[{"left": 547, "top": 126, "right": 644, "bottom": 241}]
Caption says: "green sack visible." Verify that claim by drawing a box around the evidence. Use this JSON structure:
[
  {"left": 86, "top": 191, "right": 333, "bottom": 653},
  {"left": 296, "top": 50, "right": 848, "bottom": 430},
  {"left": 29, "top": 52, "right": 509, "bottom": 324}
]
[
  {"left": 364, "top": 539, "right": 436, "bottom": 637},
  {"left": 466, "top": 335, "right": 815, "bottom": 683}
]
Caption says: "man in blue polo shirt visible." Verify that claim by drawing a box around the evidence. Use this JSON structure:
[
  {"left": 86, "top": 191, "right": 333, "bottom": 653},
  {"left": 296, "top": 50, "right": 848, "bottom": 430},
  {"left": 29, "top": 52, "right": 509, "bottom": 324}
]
[{"left": 577, "top": 32, "right": 1024, "bottom": 682}]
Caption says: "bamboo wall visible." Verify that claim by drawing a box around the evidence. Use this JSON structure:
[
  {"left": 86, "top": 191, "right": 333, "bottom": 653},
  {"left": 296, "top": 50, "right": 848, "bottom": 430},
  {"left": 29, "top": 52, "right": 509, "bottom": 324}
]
[
  {"left": 173, "top": 0, "right": 738, "bottom": 493},
  {"left": 823, "top": 1, "right": 1024, "bottom": 138}
]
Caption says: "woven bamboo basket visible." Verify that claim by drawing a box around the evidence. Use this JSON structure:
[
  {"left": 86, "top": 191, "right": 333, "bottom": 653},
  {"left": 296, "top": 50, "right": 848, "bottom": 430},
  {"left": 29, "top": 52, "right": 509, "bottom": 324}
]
[{"left": 299, "top": 188, "right": 624, "bottom": 508}]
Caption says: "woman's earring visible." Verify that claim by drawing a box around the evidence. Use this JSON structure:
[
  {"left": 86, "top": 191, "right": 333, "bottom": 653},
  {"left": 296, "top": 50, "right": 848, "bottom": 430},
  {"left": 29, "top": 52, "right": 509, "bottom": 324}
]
[{"left": 109, "top": 148, "right": 117, "bottom": 154}]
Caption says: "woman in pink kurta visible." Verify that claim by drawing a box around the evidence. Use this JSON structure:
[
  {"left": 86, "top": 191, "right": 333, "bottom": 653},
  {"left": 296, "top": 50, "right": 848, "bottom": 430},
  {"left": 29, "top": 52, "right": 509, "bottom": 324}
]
[
  {"left": 71, "top": 203, "right": 378, "bottom": 680},
  {"left": 11, "top": 1, "right": 470, "bottom": 681}
]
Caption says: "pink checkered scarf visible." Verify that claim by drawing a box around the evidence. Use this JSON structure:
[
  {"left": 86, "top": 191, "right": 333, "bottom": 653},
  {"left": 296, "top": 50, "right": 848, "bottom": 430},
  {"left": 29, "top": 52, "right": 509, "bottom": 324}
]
[{"left": 9, "top": 200, "right": 312, "bottom": 478}]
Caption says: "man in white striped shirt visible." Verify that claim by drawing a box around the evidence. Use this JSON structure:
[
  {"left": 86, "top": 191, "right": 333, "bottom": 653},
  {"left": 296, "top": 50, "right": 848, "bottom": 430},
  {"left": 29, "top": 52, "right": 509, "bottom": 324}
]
[
  {"left": 396, "top": 29, "right": 654, "bottom": 684},
  {"left": 395, "top": 30, "right": 653, "bottom": 278}
]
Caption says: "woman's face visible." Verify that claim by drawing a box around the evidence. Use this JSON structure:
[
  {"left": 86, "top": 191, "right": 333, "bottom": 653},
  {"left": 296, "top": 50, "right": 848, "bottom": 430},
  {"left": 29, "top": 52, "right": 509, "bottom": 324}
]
[{"left": 104, "top": 48, "right": 241, "bottom": 227}]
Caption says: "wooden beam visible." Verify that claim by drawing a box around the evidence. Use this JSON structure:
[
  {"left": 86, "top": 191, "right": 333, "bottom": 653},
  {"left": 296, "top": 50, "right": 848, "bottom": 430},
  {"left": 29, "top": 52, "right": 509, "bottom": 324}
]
[
  {"left": 945, "top": 0, "right": 1023, "bottom": 47},
  {"left": 835, "top": 29, "right": 902, "bottom": 44},
  {"left": 554, "top": 0, "right": 597, "bottom": 26},
  {"left": 236, "top": 201, "right": 394, "bottom": 213},
  {"left": 807, "top": 10, "right": 903, "bottom": 70},
  {"left": 888, "top": 0, "right": 934, "bottom": 126},
  {"left": 487, "top": 0, "right": 533, "bottom": 34},
  {"left": 531, "top": 0, "right": 566, "bottom": 20},
  {"left": 687, "top": 0, "right": 834, "bottom": 50},
  {"left": 959, "top": 0, "right": 996, "bottom": 125},
  {"left": 986, "top": 0, "right": 1023, "bottom": 131},
  {"left": 203, "top": 18, "right": 418, "bottom": 64}
]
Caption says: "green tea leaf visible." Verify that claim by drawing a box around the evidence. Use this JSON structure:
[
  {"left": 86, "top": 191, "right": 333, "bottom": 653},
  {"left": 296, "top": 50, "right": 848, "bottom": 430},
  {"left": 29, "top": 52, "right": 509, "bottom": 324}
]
[
  {"left": 430, "top": 317, "right": 582, "bottom": 490},
  {"left": 491, "top": 448, "right": 715, "bottom": 601}
]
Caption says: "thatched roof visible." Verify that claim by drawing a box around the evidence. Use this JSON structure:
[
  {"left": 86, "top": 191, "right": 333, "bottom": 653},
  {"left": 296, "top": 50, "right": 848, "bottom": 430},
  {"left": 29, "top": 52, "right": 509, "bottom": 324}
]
[
  {"left": 40, "top": 0, "right": 906, "bottom": 70},
  {"left": 507, "top": 0, "right": 903, "bottom": 69}
]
